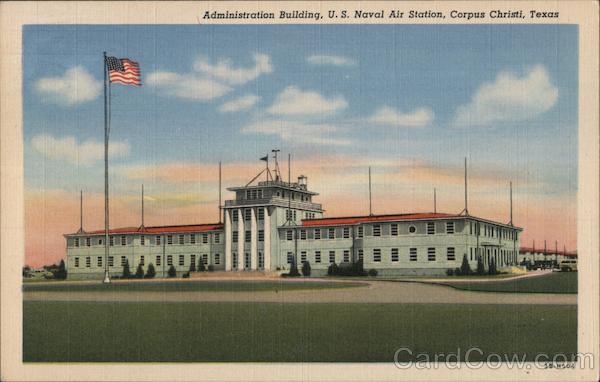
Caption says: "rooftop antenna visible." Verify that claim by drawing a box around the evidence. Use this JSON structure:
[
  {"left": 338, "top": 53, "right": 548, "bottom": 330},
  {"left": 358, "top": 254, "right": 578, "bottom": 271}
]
[
  {"left": 555, "top": 240, "right": 558, "bottom": 262},
  {"left": 140, "top": 184, "right": 145, "bottom": 230},
  {"left": 287, "top": 153, "right": 292, "bottom": 223},
  {"left": 544, "top": 240, "right": 547, "bottom": 257},
  {"left": 369, "top": 166, "right": 373, "bottom": 216},
  {"left": 272, "top": 149, "right": 281, "bottom": 181},
  {"left": 218, "top": 161, "right": 222, "bottom": 224},
  {"left": 77, "top": 190, "right": 84, "bottom": 233},
  {"left": 509, "top": 181, "right": 513, "bottom": 226},
  {"left": 434, "top": 188, "right": 437, "bottom": 214},
  {"left": 459, "top": 157, "right": 469, "bottom": 216}
]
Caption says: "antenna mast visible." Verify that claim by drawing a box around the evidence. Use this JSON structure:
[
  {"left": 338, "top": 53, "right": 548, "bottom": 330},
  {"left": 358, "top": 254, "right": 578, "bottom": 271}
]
[
  {"left": 272, "top": 149, "right": 281, "bottom": 181},
  {"left": 368, "top": 167, "right": 373, "bottom": 216},
  {"left": 78, "top": 190, "right": 83, "bottom": 233},
  {"left": 218, "top": 161, "right": 222, "bottom": 224},
  {"left": 141, "top": 184, "right": 145, "bottom": 229},
  {"left": 509, "top": 181, "right": 513, "bottom": 226},
  {"left": 460, "top": 157, "right": 469, "bottom": 216},
  {"left": 434, "top": 188, "right": 437, "bottom": 214}
]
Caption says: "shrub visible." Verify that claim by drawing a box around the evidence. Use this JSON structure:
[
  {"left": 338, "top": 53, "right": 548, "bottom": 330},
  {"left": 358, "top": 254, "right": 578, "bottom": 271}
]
[
  {"left": 145, "top": 263, "right": 156, "bottom": 278},
  {"left": 189, "top": 260, "right": 196, "bottom": 273},
  {"left": 327, "top": 263, "right": 340, "bottom": 276},
  {"left": 446, "top": 268, "right": 454, "bottom": 276},
  {"left": 197, "top": 260, "right": 206, "bottom": 272},
  {"left": 207, "top": 264, "right": 215, "bottom": 272},
  {"left": 368, "top": 269, "right": 378, "bottom": 277},
  {"left": 167, "top": 265, "right": 177, "bottom": 278},
  {"left": 182, "top": 272, "right": 190, "bottom": 278},
  {"left": 287, "top": 263, "right": 301, "bottom": 277},
  {"left": 460, "top": 254, "right": 472, "bottom": 275},
  {"left": 122, "top": 259, "right": 131, "bottom": 278},
  {"left": 135, "top": 264, "right": 144, "bottom": 279},
  {"left": 454, "top": 267, "right": 462, "bottom": 276},
  {"left": 54, "top": 260, "right": 67, "bottom": 280},
  {"left": 301, "top": 261, "right": 311, "bottom": 277},
  {"left": 476, "top": 256, "right": 485, "bottom": 275}
]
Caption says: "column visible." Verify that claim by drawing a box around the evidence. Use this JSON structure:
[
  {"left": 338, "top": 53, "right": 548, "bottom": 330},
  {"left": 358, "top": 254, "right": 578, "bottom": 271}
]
[
  {"left": 263, "top": 206, "right": 271, "bottom": 271},
  {"left": 237, "top": 208, "right": 245, "bottom": 270},
  {"left": 224, "top": 209, "right": 232, "bottom": 271},
  {"left": 250, "top": 208, "right": 258, "bottom": 270}
]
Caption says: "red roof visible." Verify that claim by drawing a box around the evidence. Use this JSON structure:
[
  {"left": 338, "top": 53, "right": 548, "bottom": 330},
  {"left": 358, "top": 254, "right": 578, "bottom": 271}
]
[
  {"left": 301, "top": 213, "right": 460, "bottom": 227},
  {"left": 71, "top": 223, "right": 223, "bottom": 236}
]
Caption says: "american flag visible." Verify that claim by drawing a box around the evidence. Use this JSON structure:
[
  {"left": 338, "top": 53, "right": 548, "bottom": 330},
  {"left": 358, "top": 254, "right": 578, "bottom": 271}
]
[{"left": 106, "top": 56, "right": 141, "bottom": 86}]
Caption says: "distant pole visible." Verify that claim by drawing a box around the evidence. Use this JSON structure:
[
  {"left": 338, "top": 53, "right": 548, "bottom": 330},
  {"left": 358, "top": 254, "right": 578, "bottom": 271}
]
[
  {"left": 555, "top": 240, "right": 558, "bottom": 264},
  {"left": 368, "top": 167, "right": 372, "bottom": 216},
  {"left": 464, "top": 157, "right": 468, "bottom": 215},
  {"left": 141, "top": 184, "right": 144, "bottom": 228},
  {"left": 79, "top": 190, "right": 83, "bottom": 233},
  {"left": 433, "top": 188, "right": 437, "bottom": 214},
  {"left": 509, "top": 181, "right": 513, "bottom": 226},
  {"left": 288, "top": 153, "right": 292, "bottom": 222},
  {"left": 103, "top": 51, "right": 111, "bottom": 284},
  {"left": 218, "top": 161, "right": 222, "bottom": 224}
]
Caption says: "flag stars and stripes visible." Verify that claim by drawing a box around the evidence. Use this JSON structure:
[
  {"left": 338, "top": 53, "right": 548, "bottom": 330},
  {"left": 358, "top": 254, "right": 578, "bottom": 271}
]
[{"left": 106, "top": 56, "right": 141, "bottom": 86}]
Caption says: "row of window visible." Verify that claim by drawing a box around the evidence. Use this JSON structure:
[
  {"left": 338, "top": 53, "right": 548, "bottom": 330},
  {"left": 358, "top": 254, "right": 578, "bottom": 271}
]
[
  {"left": 286, "top": 247, "right": 457, "bottom": 264},
  {"left": 468, "top": 222, "right": 518, "bottom": 240},
  {"left": 285, "top": 222, "right": 456, "bottom": 241},
  {"left": 73, "top": 233, "right": 221, "bottom": 247},
  {"left": 232, "top": 230, "right": 265, "bottom": 243},
  {"left": 232, "top": 208, "right": 265, "bottom": 222},
  {"left": 230, "top": 252, "right": 265, "bottom": 269},
  {"left": 72, "top": 253, "right": 221, "bottom": 268},
  {"left": 469, "top": 247, "right": 517, "bottom": 264}
]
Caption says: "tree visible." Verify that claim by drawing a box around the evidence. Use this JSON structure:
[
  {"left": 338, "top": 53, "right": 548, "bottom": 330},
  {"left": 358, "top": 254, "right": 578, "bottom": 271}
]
[
  {"left": 122, "top": 259, "right": 131, "bottom": 278},
  {"left": 301, "top": 261, "right": 311, "bottom": 277},
  {"left": 54, "top": 260, "right": 67, "bottom": 280},
  {"left": 460, "top": 254, "right": 472, "bottom": 276},
  {"left": 197, "top": 259, "right": 206, "bottom": 272},
  {"left": 189, "top": 260, "right": 196, "bottom": 273},
  {"left": 145, "top": 263, "right": 156, "bottom": 278},
  {"left": 167, "top": 265, "right": 177, "bottom": 278},
  {"left": 135, "top": 263, "right": 144, "bottom": 278},
  {"left": 287, "top": 263, "right": 300, "bottom": 277},
  {"left": 327, "top": 263, "right": 340, "bottom": 276},
  {"left": 476, "top": 256, "right": 485, "bottom": 275}
]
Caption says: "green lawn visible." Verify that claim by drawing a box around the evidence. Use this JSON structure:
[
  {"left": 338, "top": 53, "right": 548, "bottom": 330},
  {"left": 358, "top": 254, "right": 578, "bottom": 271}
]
[
  {"left": 23, "top": 301, "right": 576, "bottom": 362},
  {"left": 442, "top": 272, "right": 577, "bottom": 294},
  {"left": 22, "top": 280, "right": 365, "bottom": 293}
]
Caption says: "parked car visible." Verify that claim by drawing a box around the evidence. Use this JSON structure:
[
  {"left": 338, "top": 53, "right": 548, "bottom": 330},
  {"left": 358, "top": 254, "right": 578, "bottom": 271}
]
[{"left": 559, "top": 259, "right": 577, "bottom": 272}]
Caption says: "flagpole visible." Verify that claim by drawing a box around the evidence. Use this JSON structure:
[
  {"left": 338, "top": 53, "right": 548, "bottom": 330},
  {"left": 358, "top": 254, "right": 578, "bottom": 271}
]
[{"left": 103, "top": 52, "right": 111, "bottom": 284}]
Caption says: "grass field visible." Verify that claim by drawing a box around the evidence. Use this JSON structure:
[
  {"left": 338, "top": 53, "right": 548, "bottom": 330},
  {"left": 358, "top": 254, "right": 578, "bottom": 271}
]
[
  {"left": 442, "top": 272, "right": 577, "bottom": 294},
  {"left": 22, "top": 280, "right": 365, "bottom": 293},
  {"left": 23, "top": 301, "right": 576, "bottom": 362}
]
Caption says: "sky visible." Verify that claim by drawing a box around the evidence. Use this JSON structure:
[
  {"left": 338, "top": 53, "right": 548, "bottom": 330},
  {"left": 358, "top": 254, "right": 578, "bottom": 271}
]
[{"left": 23, "top": 24, "right": 578, "bottom": 267}]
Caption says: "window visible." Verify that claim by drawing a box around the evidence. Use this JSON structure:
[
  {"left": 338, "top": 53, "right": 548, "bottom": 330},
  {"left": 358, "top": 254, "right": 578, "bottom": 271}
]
[
  {"left": 470, "top": 247, "right": 473, "bottom": 261},
  {"left": 301, "top": 251, "right": 307, "bottom": 263},
  {"left": 232, "top": 210, "right": 239, "bottom": 222},
  {"left": 358, "top": 249, "right": 363, "bottom": 261},
  {"left": 233, "top": 231, "right": 239, "bottom": 243},
  {"left": 391, "top": 248, "right": 399, "bottom": 262},
  {"left": 86, "top": 237, "right": 91, "bottom": 246},
  {"left": 179, "top": 255, "right": 185, "bottom": 266},
  {"left": 373, "top": 249, "right": 381, "bottom": 262},
  {"left": 410, "top": 248, "right": 417, "bottom": 261},
  {"left": 328, "top": 228, "right": 335, "bottom": 239},
  {"left": 85, "top": 257, "right": 91, "bottom": 267},
  {"left": 470, "top": 222, "right": 473, "bottom": 235},
  {"left": 214, "top": 254, "right": 220, "bottom": 265},
  {"left": 202, "top": 234, "right": 208, "bottom": 244},
  {"left": 245, "top": 209, "right": 251, "bottom": 221},
  {"left": 314, "top": 229, "right": 321, "bottom": 240},
  {"left": 74, "top": 257, "right": 79, "bottom": 267},
  {"left": 428, "top": 248, "right": 436, "bottom": 261},
  {"left": 156, "top": 236, "right": 161, "bottom": 245},
  {"left": 427, "top": 222, "right": 435, "bottom": 235},
  {"left": 140, "top": 236, "right": 145, "bottom": 246},
  {"left": 121, "top": 236, "right": 126, "bottom": 246},
  {"left": 232, "top": 253, "right": 238, "bottom": 267},
  {"left": 202, "top": 254, "right": 208, "bottom": 265},
  {"left": 447, "top": 247, "right": 456, "bottom": 261},
  {"left": 343, "top": 227, "right": 350, "bottom": 239},
  {"left": 108, "top": 256, "right": 114, "bottom": 267},
  {"left": 343, "top": 250, "right": 350, "bottom": 262},
  {"left": 167, "top": 235, "right": 173, "bottom": 245},
  {"left": 214, "top": 233, "right": 220, "bottom": 244},
  {"left": 409, "top": 226, "right": 416, "bottom": 234},
  {"left": 109, "top": 236, "right": 114, "bottom": 246},
  {"left": 245, "top": 231, "right": 251, "bottom": 242},
  {"left": 190, "top": 234, "right": 196, "bottom": 244},
  {"left": 373, "top": 225, "right": 381, "bottom": 237},
  {"left": 245, "top": 253, "right": 251, "bottom": 268},
  {"left": 300, "top": 230, "right": 307, "bottom": 240},
  {"left": 74, "top": 238, "right": 79, "bottom": 247},
  {"left": 178, "top": 235, "right": 184, "bottom": 245},
  {"left": 192, "top": 254, "right": 197, "bottom": 267},
  {"left": 258, "top": 208, "right": 264, "bottom": 220},
  {"left": 121, "top": 256, "right": 127, "bottom": 266},
  {"left": 391, "top": 224, "right": 398, "bottom": 236},
  {"left": 167, "top": 255, "right": 173, "bottom": 266},
  {"left": 140, "top": 255, "right": 145, "bottom": 266},
  {"left": 287, "top": 252, "right": 294, "bottom": 264},
  {"left": 446, "top": 222, "right": 455, "bottom": 234},
  {"left": 258, "top": 230, "right": 264, "bottom": 242},
  {"left": 97, "top": 257, "right": 102, "bottom": 267},
  {"left": 329, "top": 251, "right": 336, "bottom": 264},
  {"left": 358, "top": 226, "right": 364, "bottom": 238},
  {"left": 315, "top": 251, "right": 321, "bottom": 263},
  {"left": 98, "top": 238, "right": 103, "bottom": 245},
  {"left": 156, "top": 255, "right": 161, "bottom": 266},
  {"left": 286, "top": 230, "right": 293, "bottom": 241}
]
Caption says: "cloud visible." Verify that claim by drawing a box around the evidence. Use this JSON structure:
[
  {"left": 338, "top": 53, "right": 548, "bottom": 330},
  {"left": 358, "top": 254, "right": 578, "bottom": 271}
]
[
  {"left": 31, "top": 134, "right": 129, "bottom": 166},
  {"left": 146, "top": 71, "right": 232, "bottom": 101},
  {"left": 241, "top": 119, "right": 352, "bottom": 146},
  {"left": 219, "top": 94, "right": 260, "bottom": 113},
  {"left": 35, "top": 66, "right": 102, "bottom": 105},
  {"left": 267, "top": 86, "right": 348, "bottom": 116},
  {"left": 307, "top": 54, "right": 356, "bottom": 66},
  {"left": 368, "top": 106, "right": 434, "bottom": 127},
  {"left": 453, "top": 65, "right": 558, "bottom": 127},
  {"left": 193, "top": 53, "right": 272, "bottom": 85}
]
